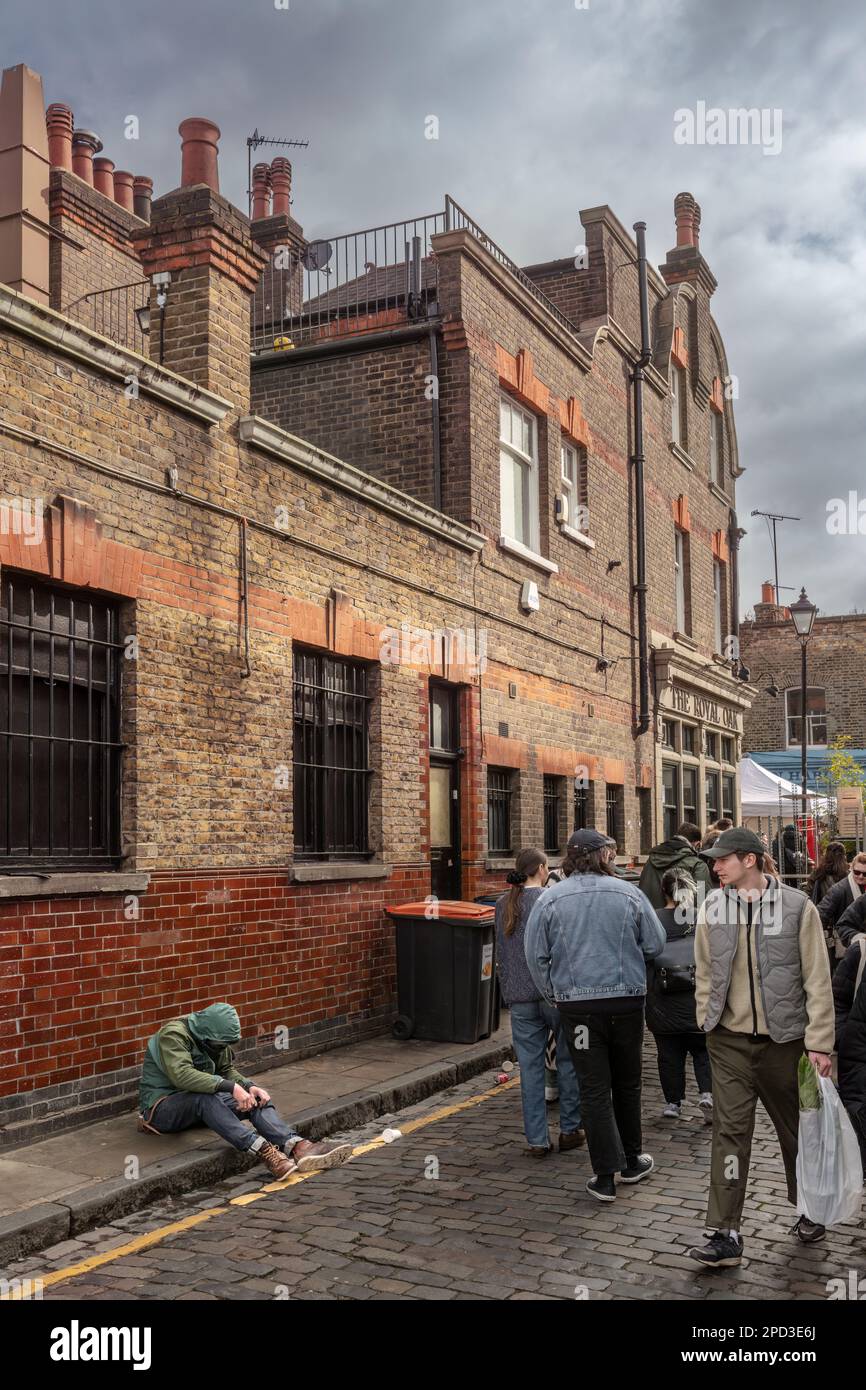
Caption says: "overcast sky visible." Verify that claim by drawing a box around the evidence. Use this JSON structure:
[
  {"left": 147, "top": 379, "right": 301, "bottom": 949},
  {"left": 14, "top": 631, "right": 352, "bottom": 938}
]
[{"left": 5, "top": 0, "right": 865, "bottom": 618}]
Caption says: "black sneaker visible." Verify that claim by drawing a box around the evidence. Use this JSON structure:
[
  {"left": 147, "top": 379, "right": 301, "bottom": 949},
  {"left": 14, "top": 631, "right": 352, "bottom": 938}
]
[
  {"left": 792, "top": 1215, "right": 826, "bottom": 1244},
  {"left": 618, "top": 1153, "right": 654, "bottom": 1183},
  {"left": 586, "top": 1174, "right": 616, "bottom": 1203},
  {"left": 687, "top": 1230, "right": 744, "bottom": 1268}
]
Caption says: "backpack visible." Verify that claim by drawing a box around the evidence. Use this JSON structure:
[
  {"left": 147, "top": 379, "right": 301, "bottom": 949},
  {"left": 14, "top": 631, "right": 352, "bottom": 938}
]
[{"left": 654, "top": 932, "right": 697, "bottom": 994}]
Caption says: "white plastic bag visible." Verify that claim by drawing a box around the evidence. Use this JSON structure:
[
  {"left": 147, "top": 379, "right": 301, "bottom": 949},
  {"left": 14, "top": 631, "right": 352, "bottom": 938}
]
[{"left": 796, "top": 1074, "right": 863, "bottom": 1228}]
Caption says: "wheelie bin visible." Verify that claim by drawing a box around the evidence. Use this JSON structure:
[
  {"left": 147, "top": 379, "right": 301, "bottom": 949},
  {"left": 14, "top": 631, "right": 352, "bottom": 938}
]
[{"left": 384, "top": 900, "right": 499, "bottom": 1043}]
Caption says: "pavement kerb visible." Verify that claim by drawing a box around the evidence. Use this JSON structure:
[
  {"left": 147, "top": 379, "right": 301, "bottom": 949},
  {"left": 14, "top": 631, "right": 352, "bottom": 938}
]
[{"left": 0, "top": 1036, "right": 515, "bottom": 1266}]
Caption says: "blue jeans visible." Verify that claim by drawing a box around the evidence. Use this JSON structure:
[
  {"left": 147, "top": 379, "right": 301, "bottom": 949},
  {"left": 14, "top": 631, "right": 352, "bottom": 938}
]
[
  {"left": 145, "top": 1090, "right": 302, "bottom": 1153},
  {"left": 510, "top": 1000, "right": 582, "bottom": 1147}
]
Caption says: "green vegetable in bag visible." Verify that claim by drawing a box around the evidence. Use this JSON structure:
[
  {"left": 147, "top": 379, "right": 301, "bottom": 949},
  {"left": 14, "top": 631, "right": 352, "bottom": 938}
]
[{"left": 798, "top": 1054, "right": 822, "bottom": 1111}]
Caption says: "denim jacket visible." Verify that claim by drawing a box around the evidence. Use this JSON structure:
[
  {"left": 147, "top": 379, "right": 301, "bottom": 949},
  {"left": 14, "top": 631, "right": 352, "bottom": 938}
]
[{"left": 524, "top": 873, "right": 667, "bottom": 1003}]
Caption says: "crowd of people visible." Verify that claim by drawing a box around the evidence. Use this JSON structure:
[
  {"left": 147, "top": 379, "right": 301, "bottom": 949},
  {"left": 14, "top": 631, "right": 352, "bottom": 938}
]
[{"left": 495, "top": 820, "right": 866, "bottom": 1269}]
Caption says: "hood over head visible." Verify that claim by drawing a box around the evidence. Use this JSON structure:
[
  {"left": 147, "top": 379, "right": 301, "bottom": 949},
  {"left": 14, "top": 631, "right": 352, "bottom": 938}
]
[{"left": 185, "top": 1002, "right": 241, "bottom": 1046}]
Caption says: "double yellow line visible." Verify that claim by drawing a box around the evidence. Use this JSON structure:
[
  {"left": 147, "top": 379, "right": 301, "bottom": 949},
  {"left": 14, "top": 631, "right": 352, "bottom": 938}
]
[{"left": 2, "top": 1078, "right": 518, "bottom": 1300}]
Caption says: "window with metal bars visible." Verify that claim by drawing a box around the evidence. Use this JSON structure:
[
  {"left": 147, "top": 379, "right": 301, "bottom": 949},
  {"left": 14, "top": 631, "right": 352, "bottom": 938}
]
[
  {"left": 606, "top": 785, "right": 622, "bottom": 847},
  {"left": 292, "top": 649, "right": 372, "bottom": 859},
  {"left": 487, "top": 768, "right": 512, "bottom": 854},
  {"left": 543, "top": 775, "right": 561, "bottom": 854},
  {"left": 574, "top": 781, "right": 590, "bottom": 832},
  {"left": 0, "top": 575, "right": 123, "bottom": 870}
]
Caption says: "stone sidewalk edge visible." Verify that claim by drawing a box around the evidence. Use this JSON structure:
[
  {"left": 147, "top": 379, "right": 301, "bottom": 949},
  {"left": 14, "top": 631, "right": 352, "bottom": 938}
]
[{"left": 0, "top": 1038, "right": 515, "bottom": 1265}]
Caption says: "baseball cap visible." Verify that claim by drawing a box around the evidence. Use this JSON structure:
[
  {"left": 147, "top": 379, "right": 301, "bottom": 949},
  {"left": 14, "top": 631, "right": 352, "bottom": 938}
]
[
  {"left": 701, "top": 827, "right": 764, "bottom": 859},
  {"left": 566, "top": 828, "right": 611, "bottom": 852}
]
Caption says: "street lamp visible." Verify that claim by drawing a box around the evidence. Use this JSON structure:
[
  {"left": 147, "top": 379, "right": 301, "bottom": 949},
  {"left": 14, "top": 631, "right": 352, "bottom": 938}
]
[{"left": 789, "top": 587, "right": 817, "bottom": 821}]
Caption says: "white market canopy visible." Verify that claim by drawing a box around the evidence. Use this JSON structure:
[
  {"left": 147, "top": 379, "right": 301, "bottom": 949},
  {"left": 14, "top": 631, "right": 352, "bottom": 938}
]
[{"left": 739, "top": 756, "right": 832, "bottom": 819}]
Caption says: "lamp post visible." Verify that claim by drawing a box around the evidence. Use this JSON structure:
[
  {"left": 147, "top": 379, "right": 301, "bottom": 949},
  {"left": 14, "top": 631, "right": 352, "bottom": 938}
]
[{"left": 789, "top": 588, "right": 817, "bottom": 822}]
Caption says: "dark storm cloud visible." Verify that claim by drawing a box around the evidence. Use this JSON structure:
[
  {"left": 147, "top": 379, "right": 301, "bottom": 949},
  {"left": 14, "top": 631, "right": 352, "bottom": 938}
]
[{"left": 6, "top": 0, "right": 865, "bottom": 614}]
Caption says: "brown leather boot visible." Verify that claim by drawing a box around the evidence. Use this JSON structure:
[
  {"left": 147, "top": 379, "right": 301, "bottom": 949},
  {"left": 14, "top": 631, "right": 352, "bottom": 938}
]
[
  {"left": 256, "top": 1141, "right": 296, "bottom": 1180},
  {"left": 291, "top": 1138, "right": 353, "bottom": 1172},
  {"left": 559, "top": 1129, "right": 587, "bottom": 1152}
]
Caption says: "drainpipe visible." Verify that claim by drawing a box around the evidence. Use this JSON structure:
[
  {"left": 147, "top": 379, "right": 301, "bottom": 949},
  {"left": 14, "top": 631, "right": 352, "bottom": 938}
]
[
  {"left": 631, "top": 221, "right": 652, "bottom": 735},
  {"left": 429, "top": 326, "right": 442, "bottom": 511},
  {"left": 728, "top": 506, "right": 742, "bottom": 658}
]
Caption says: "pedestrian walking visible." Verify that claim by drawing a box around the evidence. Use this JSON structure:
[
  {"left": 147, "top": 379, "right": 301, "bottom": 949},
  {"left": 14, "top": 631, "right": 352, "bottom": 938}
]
[
  {"left": 807, "top": 840, "right": 851, "bottom": 972},
  {"left": 138, "top": 1002, "right": 351, "bottom": 1179},
  {"left": 645, "top": 868, "right": 713, "bottom": 1124},
  {"left": 686, "top": 828, "right": 834, "bottom": 1268},
  {"left": 818, "top": 851, "right": 866, "bottom": 968},
  {"left": 525, "top": 829, "right": 666, "bottom": 1203},
  {"left": 834, "top": 936, "right": 866, "bottom": 1173},
  {"left": 494, "top": 849, "right": 584, "bottom": 1156},
  {"left": 638, "top": 820, "right": 713, "bottom": 910}
]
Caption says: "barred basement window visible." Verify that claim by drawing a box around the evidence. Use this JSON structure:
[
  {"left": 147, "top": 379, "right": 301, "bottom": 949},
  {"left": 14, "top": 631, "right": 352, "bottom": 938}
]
[
  {"left": 292, "top": 649, "right": 372, "bottom": 860},
  {"left": 543, "top": 775, "right": 561, "bottom": 854},
  {"left": 487, "top": 768, "right": 512, "bottom": 854},
  {"left": 0, "top": 575, "right": 123, "bottom": 871}
]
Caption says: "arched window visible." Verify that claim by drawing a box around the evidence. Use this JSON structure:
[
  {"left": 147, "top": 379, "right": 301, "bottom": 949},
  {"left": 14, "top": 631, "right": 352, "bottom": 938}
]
[{"left": 785, "top": 687, "right": 827, "bottom": 748}]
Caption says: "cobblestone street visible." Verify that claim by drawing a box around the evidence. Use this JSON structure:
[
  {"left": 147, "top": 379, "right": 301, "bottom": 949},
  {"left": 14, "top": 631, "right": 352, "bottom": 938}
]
[{"left": 6, "top": 1045, "right": 864, "bottom": 1303}]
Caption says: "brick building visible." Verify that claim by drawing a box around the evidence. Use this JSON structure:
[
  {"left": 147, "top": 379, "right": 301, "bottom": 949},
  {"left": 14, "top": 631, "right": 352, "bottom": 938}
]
[
  {"left": 739, "top": 582, "right": 866, "bottom": 788},
  {"left": 0, "top": 62, "right": 749, "bottom": 1140}
]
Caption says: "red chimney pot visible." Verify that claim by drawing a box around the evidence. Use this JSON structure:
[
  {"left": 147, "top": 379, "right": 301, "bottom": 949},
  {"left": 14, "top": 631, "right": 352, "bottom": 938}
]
[
  {"left": 178, "top": 117, "right": 220, "bottom": 192},
  {"left": 71, "top": 129, "right": 102, "bottom": 184},
  {"left": 46, "top": 102, "right": 74, "bottom": 171},
  {"left": 93, "top": 156, "right": 115, "bottom": 198},
  {"left": 113, "top": 169, "right": 135, "bottom": 212},
  {"left": 270, "top": 156, "right": 292, "bottom": 216},
  {"left": 251, "top": 161, "right": 271, "bottom": 220},
  {"left": 674, "top": 191, "right": 696, "bottom": 249}
]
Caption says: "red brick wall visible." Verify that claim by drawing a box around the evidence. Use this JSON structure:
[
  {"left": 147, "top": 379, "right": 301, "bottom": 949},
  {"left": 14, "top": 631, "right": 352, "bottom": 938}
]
[{"left": 0, "top": 865, "right": 428, "bottom": 1133}]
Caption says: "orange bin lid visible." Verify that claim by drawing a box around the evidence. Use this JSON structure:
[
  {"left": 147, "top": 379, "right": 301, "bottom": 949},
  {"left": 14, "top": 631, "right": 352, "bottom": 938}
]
[{"left": 385, "top": 900, "right": 495, "bottom": 921}]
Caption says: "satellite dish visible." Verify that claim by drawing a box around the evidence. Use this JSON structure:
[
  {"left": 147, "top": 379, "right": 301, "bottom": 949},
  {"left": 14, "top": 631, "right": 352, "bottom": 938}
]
[{"left": 301, "top": 240, "right": 333, "bottom": 272}]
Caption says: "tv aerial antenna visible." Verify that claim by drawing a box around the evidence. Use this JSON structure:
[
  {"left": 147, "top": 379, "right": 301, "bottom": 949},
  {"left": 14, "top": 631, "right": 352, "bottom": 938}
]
[
  {"left": 750, "top": 510, "right": 800, "bottom": 606},
  {"left": 246, "top": 130, "right": 310, "bottom": 217}
]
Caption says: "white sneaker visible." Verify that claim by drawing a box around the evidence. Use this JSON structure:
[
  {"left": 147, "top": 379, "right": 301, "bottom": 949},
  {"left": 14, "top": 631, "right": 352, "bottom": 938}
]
[
  {"left": 662, "top": 1101, "right": 681, "bottom": 1120},
  {"left": 699, "top": 1092, "right": 713, "bottom": 1123},
  {"left": 545, "top": 1086, "right": 560, "bottom": 1103}
]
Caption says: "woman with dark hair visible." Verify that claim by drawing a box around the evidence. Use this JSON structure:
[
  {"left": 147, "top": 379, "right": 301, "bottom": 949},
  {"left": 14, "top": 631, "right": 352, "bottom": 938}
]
[
  {"left": 525, "top": 829, "right": 666, "bottom": 1202},
  {"left": 807, "top": 841, "right": 849, "bottom": 971},
  {"left": 806, "top": 840, "right": 848, "bottom": 904},
  {"left": 495, "top": 848, "right": 584, "bottom": 1156}
]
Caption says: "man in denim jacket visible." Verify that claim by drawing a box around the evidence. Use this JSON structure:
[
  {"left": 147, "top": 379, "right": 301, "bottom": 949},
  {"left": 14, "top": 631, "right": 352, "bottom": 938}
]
[{"left": 525, "top": 828, "right": 666, "bottom": 1203}]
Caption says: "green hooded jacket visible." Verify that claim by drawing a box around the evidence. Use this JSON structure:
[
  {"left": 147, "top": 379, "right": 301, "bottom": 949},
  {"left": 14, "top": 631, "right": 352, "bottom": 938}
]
[
  {"left": 638, "top": 837, "right": 712, "bottom": 910},
  {"left": 139, "top": 1002, "right": 254, "bottom": 1113}
]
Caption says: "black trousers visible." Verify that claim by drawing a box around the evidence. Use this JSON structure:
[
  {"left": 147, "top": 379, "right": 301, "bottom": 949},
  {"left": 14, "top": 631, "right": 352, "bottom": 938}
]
[
  {"left": 653, "top": 1031, "right": 712, "bottom": 1103},
  {"left": 558, "top": 1003, "right": 644, "bottom": 1177}
]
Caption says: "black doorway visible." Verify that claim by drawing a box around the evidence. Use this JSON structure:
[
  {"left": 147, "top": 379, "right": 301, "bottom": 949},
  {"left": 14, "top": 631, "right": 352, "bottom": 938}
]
[{"left": 429, "top": 682, "right": 461, "bottom": 901}]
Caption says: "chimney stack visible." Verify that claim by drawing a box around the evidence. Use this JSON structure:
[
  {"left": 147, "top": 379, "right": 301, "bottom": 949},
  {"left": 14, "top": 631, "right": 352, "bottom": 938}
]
[
  {"left": 93, "top": 156, "right": 115, "bottom": 198},
  {"left": 753, "top": 582, "right": 788, "bottom": 624},
  {"left": 179, "top": 117, "right": 220, "bottom": 191},
  {"left": 113, "top": 169, "right": 135, "bottom": 213},
  {"left": 251, "top": 162, "right": 271, "bottom": 220},
  {"left": 0, "top": 64, "right": 51, "bottom": 304},
  {"left": 661, "top": 190, "right": 716, "bottom": 296},
  {"left": 132, "top": 116, "right": 267, "bottom": 407},
  {"left": 270, "top": 157, "right": 292, "bottom": 216},
  {"left": 46, "top": 101, "right": 73, "bottom": 171},
  {"left": 71, "top": 129, "right": 101, "bottom": 184},
  {"left": 133, "top": 175, "right": 153, "bottom": 222}
]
